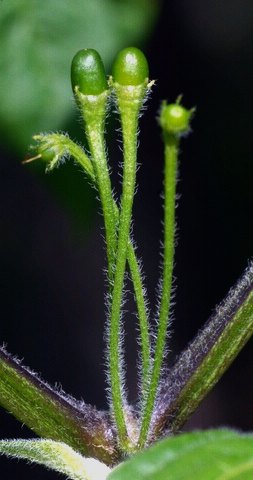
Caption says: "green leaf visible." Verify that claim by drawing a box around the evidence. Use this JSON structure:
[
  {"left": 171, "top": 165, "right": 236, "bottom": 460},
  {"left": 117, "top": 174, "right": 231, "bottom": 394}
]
[
  {"left": 109, "top": 430, "right": 253, "bottom": 479},
  {"left": 0, "top": 438, "right": 111, "bottom": 480},
  {"left": 0, "top": 0, "right": 159, "bottom": 152}
]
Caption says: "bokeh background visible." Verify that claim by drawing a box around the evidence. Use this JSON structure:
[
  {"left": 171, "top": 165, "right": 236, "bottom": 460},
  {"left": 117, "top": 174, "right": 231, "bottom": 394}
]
[{"left": 1, "top": 1, "right": 253, "bottom": 478}]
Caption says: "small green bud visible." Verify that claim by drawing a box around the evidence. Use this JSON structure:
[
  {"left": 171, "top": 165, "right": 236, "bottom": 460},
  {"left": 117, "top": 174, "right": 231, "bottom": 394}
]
[
  {"left": 22, "top": 146, "right": 56, "bottom": 165},
  {"left": 71, "top": 49, "right": 108, "bottom": 95},
  {"left": 159, "top": 102, "right": 194, "bottom": 136},
  {"left": 38, "top": 145, "right": 56, "bottom": 163},
  {"left": 112, "top": 47, "right": 149, "bottom": 86}
]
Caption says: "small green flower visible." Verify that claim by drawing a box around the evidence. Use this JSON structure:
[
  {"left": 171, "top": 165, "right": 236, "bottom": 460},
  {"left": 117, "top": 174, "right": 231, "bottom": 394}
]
[{"left": 159, "top": 100, "right": 194, "bottom": 136}]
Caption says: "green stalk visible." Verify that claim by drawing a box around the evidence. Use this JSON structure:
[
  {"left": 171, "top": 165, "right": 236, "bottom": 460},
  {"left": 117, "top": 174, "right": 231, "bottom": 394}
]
[
  {"left": 35, "top": 132, "right": 151, "bottom": 407},
  {"left": 74, "top": 89, "right": 151, "bottom": 441},
  {"left": 127, "top": 241, "right": 151, "bottom": 396},
  {"left": 139, "top": 134, "right": 178, "bottom": 448},
  {"left": 78, "top": 92, "right": 117, "bottom": 283},
  {"left": 75, "top": 132, "right": 151, "bottom": 392},
  {"left": 83, "top": 107, "right": 151, "bottom": 406},
  {"left": 77, "top": 93, "right": 151, "bottom": 391},
  {"left": 109, "top": 92, "right": 140, "bottom": 451}
]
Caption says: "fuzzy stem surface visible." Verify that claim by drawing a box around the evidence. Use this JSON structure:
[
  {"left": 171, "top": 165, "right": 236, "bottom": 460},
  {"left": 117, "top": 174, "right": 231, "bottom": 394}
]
[
  {"left": 78, "top": 91, "right": 117, "bottom": 283},
  {"left": 149, "top": 264, "right": 253, "bottom": 440},
  {"left": 40, "top": 132, "right": 151, "bottom": 410},
  {"left": 0, "top": 347, "right": 118, "bottom": 465},
  {"left": 139, "top": 134, "right": 178, "bottom": 448},
  {"left": 109, "top": 84, "right": 148, "bottom": 452}
]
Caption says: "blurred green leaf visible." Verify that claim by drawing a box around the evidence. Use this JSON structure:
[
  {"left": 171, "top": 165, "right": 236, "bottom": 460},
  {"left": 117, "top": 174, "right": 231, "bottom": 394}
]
[
  {"left": 109, "top": 430, "right": 253, "bottom": 479},
  {"left": 0, "top": 0, "right": 159, "bottom": 152}
]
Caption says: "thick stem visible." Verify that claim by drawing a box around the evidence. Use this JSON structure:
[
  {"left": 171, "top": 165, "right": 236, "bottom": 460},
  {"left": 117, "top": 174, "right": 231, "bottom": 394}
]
[
  {"left": 139, "top": 134, "right": 178, "bottom": 448},
  {"left": 0, "top": 346, "right": 118, "bottom": 465},
  {"left": 149, "top": 263, "right": 253, "bottom": 440}
]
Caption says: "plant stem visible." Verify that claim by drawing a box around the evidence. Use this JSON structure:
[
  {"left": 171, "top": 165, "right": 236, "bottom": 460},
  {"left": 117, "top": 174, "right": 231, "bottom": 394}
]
[
  {"left": 38, "top": 132, "right": 151, "bottom": 407},
  {"left": 33, "top": 133, "right": 96, "bottom": 180},
  {"left": 75, "top": 88, "right": 151, "bottom": 446},
  {"left": 78, "top": 92, "right": 117, "bottom": 283},
  {"left": 78, "top": 140, "right": 151, "bottom": 393},
  {"left": 139, "top": 134, "right": 178, "bottom": 448},
  {"left": 149, "top": 263, "right": 253, "bottom": 440},
  {"left": 128, "top": 241, "right": 151, "bottom": 397},
  {"left": 77, "top": 95, "right": 151, "bottom": 394},
  {"left": 109, "top": 86, "right": 145, "bottom": 451},
  {"left": 0, "top": 346, "right": 118, "bottom": 465},
  {"left": 85, "top": 114, "right": 151, "bottom": 405}
]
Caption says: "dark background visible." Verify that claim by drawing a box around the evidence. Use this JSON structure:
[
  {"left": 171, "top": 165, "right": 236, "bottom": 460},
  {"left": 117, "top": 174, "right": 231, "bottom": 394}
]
[{"left": 1, "top": 1, "right": 253, "bottom": 478}]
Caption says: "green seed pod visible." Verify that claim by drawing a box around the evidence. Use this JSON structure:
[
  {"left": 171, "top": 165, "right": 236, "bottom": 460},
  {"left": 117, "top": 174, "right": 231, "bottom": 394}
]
[
  {"left": 159, "top": 103, "right": 193, "bottom": 135},
  {"left": 71, "top": 49, "right": 108, "bottom": 95},
  {"left": 112, "top": 47, "right": 149, "bottom": 86}
]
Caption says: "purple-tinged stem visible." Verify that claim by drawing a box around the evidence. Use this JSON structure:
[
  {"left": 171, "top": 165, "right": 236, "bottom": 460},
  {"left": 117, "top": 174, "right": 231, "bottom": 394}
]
[
  {"left": 0, "top": 346, "right": 119, "bottom": 465},
  {"left": 149, "top": 263, "right": 253, "bottom": 441}
]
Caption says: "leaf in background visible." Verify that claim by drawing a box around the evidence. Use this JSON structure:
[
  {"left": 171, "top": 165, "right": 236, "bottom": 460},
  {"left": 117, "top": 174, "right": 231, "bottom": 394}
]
[
  {"left": 0, "top": 0, "right": 159, "bottom": 152},
  {"left": 109, "top": 430, "right": 253, "bottom": 479},
  {"left": 0, "top": 439, "right": 111, "bottom": 480}
]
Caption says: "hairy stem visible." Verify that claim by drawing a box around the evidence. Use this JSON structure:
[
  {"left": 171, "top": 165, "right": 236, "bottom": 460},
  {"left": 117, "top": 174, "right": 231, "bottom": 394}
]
[
  {"left": 139, "top": 134, "right": 178, "bottom": 448},
  {"left": 36, "top": 132, "right": 151, "bottom": 419},
  {"left": 128, "top": 241, "right": 151, "bottom": 398},
  {"left": 82, "top": 107, "right": 151, "bottom": 391},
  {"left": 149, "top": 263, "right": 253, "bottom": 440},
  {"left": 0, "top": 346, "right": 118, "bottom": 465},
  {"left": 108, "top": 83, "right": 150, "bottom": 451},
  {"left": 78, "top": 91, "right": 117, "bottom": 282},
  {"left": 109, "top": 96, "right": 139, "bottom": 451}
]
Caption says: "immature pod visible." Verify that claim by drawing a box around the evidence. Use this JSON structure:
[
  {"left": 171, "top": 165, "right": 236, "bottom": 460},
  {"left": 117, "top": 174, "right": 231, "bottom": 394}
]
[
  {"left": 70, "top": 48, "right": 109, "bottom": 136},
  {"left": 112, "top": 47, "right": 149, "bottom": 87},
  {"left": 70, "top": 48, "right": 109, "bottom": 130},
  {"left": 71, "top": 48, "right": 108, "bottom": 96}
]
